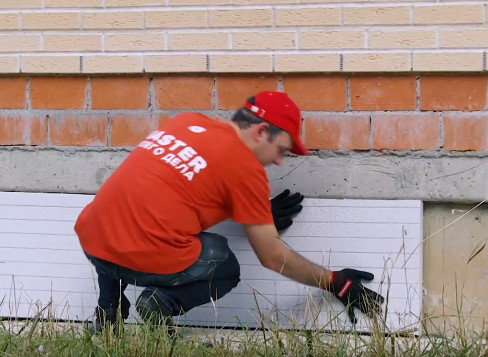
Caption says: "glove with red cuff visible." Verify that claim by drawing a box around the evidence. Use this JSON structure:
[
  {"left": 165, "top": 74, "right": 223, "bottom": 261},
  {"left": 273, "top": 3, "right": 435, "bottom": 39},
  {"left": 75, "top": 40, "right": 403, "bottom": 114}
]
[
  {"left": 329, "top": 268, "right": 385, "bottom": 324},
  {"left": 270, "top": 189, "right": 304, "bottom": 232}
]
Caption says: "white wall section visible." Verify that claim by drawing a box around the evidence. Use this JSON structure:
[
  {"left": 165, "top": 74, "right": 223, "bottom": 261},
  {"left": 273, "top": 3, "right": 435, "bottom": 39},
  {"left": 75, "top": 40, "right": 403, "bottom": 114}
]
[{"left": 0, "top": 192, "right": 422, "bottom": 333}]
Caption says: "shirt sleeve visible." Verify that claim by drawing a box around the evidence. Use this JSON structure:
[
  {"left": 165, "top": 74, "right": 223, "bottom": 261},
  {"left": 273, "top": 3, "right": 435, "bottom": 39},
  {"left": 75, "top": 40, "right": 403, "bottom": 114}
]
[{"left": 227, "top": 166, "right": 274, "bottom": 225}]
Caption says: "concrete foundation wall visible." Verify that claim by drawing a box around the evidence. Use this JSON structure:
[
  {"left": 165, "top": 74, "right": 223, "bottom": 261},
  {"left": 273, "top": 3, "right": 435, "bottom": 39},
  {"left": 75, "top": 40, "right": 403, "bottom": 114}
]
[{"left": 2, "top": 147, "right": 488, "bottom": 203}]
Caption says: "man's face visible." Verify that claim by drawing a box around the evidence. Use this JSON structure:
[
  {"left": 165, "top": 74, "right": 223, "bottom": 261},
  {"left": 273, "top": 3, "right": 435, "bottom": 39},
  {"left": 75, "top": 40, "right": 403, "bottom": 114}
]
[{"left": 254, "top": 129, "right": 293, "bottom": 166}]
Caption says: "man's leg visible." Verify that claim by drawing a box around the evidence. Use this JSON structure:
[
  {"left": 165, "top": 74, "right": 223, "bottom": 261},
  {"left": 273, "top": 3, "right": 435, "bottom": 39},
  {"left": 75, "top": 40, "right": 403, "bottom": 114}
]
[
  {"left": 135, "top": 232, "right": 240, "bottom": 325},
  {"left": 85, "top": 232, "right": 239, "bottom": 331},
  {"left": 86, "top": 255, "right": 130, "bottom": 331}
]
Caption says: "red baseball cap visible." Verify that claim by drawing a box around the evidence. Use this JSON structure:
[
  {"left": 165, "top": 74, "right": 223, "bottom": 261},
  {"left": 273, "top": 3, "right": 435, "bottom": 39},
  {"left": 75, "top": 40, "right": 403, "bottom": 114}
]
[{"left": 244, "top": 91, "right": 309, "bottom": 156}]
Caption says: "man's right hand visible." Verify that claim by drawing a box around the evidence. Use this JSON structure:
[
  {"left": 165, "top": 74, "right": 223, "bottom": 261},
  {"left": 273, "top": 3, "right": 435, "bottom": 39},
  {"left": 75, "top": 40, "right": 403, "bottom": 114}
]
[
  {"left": 329, "top": 268, "right": 385, "bottom": 324},
  {"left": 270, "top": 189, "right": 304, "bottom": 232}
]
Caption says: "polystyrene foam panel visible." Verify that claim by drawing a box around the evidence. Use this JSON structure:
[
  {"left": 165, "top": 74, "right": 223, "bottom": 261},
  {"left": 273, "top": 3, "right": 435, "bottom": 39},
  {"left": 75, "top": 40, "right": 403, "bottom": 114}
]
[{"left": 0, "top": 192, "right": 422, "bottom": 333}]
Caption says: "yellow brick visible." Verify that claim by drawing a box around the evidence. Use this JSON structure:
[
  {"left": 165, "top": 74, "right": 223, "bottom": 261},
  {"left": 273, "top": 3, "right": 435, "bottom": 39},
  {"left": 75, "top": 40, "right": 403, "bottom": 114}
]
[
  {"left": 413, "top": 52, "right": 483, "bottom": 72},
  {"left": 82, "top": 55, "right": 143, "bottom": 73},
  {"left": 415, "top": 5, "right": 483, "bottom": 25},
  {"left": 233, "top": 31, "right": 296, "bottom": 50},
  {"left": 363, "top": 0, "right": 420, "bottom": 1},
  {"left": 145, "top": 10, "right": 206, "bottom": 28},
  {"left": 301, "top": 0, "right": 366, "bottom": 2},
  {"left": 43, "top": 34, "right": 102, "bottom": 52},
  {"left": 440, "top": 29, "right": 488, "bottom": 48},
  {"left": 0, "top": 35, "right": 40, "bottom": 52},
  {"left": 0, "top": 14, "right": 19, "bottom": 30},
  {"left": 235, "top": 0, "right": 295, "bottom": 3},
  {"left": 145, "top": 55, "right": 207, "bottom": 72},
  {"left": 105, "top": 33, "right": 165, "bottom": 51},
  {"left": 105, "top": 0, "right": 164, "bottom": 6},
  {"left": 45, "top": 0, "right": 102, "bottom": 6},
  {"left": 0, "top": 56, "right": 19, "bottom": 73},
  {"left": 0, "top": 0, "right": 41, "bottom": 8},
  {"left": 300, "top": 30, "right": 364, "bottom": 49},
  {"left": 209, "top": 55, "right": 271, "bottom": 72},
  {"left": 274, "top": 54, "right": 340, "bottom": 72},
  {"left": 83, "top": 12, "right": 143, "bottom": 30},
  {"left": 343, "top": 53, "right": 410, "bottom": 72},
  {"left": 369, "top": 30, "right": 436, "bottom": 49},
  {"left": 168, "top": 32, "right": 228, "bottom": 50},
  {"left": 169, "top": 0, "right": 229, "bottom": 3},
  {"left": 344, "top": 6, "right": 411, "bottom": 25},
  {"left": 22, "top": 56, "right": 80, "bottom": 73},
  {"left": 209, "top": 9, "right": 272, "bottom": 27},
  {"left": 22, "top": 12, "right": 80, "bottom": 30},
  {"left": 275, "top": 7, "right": 340, "bottom": 26}
]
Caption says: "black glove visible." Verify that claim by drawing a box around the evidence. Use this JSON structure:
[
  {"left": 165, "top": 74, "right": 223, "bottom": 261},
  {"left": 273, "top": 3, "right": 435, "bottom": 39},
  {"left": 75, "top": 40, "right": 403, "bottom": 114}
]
[
  {"left": 329, "top": 268, "right": 384, "bottom": 324},
  {"left": 270, "top": 189, "right": 304, "bottom": 232}
]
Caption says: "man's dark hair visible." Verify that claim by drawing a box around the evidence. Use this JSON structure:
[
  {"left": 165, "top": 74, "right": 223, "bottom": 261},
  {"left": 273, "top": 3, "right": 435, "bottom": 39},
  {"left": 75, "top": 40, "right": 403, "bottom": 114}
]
[{"left": 231, "top": 96, "right": 284, "bottom": 141}]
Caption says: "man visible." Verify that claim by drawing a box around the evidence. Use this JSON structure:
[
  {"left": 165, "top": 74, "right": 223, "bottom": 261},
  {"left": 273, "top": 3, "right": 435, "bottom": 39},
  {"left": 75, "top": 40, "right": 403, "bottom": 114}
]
[{"left": 75, "top": 91, "right": 383, "bottom": 333}]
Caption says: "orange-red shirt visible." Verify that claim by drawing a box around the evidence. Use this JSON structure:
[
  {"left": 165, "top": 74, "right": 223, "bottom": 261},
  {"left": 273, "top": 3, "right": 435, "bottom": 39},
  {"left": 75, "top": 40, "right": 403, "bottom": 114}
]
[{"left": 75, "top": 113, "right": 273, "bottom": 274}]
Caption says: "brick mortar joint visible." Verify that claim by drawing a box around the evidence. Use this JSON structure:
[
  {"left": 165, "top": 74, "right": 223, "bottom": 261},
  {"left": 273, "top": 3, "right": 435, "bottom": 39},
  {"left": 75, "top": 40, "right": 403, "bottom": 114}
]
[
  {"left": 1, "top": 73, "right": 488, "bottom": 79},
  {"left": 2, "top": 146, "right": 488, "bottom": 159},
  {"left": 1, "top": 110, "right": 488, "bottom": 115},
  {"left": 46, "top": 114, "right": 51, "bottom": 146},
  {"left": 439, "top": 112, "right": 445, "bottom": 150},
  {"left": 0, "top": 146, "right": 132, "bottom": 154}
]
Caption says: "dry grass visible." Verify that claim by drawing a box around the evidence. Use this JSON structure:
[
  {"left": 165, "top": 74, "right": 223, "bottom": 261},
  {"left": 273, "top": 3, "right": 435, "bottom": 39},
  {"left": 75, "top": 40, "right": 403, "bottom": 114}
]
[{"left": 1, "top": 302, "right": 488, "bottom": 357}]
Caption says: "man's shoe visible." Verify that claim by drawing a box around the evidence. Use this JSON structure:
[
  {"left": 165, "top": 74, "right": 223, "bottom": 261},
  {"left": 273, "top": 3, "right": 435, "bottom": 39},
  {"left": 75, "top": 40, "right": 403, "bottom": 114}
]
[
  {"left": 94, "top": 306, "right": 117, "bottom": 332},
  {"left": 121, "top": 294, "right": 131, "bottom": 320},
  {"left": 136, "top": 288, "right": 176, "bottom": 337},
  {"left": 83, "top": 306, "right": 123, "bottom": 335}
]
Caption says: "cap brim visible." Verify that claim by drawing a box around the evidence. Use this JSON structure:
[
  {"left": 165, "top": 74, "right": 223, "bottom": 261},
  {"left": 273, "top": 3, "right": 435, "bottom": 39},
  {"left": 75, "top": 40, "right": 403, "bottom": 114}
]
[{"left": 290, "top": 139, "right": 309, "bottom": 156}]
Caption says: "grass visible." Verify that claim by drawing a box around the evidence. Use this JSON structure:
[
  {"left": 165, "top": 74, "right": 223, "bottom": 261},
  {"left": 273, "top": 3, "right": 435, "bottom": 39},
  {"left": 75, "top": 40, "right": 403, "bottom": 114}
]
[
  {"left": 1, "top": 304, "right": 488, "bottom": 357},
  {"left": 0, "top": 275, "right": 484, "bottom": 356},
  {"left": 0, "top": 258, "right": 481, "bottom": 356}
]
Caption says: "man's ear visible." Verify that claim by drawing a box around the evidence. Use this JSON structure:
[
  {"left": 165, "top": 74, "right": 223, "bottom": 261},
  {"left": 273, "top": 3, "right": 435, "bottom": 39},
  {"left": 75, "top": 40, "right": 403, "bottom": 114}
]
[{"left": 252, "top": 122, "right": 270, "bottom": 142}]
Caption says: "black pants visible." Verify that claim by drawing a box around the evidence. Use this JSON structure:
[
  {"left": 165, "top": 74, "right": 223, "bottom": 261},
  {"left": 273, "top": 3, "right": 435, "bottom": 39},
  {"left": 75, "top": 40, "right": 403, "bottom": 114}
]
[{"left": 85, "top": 232, "right": 241, "bottom": 317}]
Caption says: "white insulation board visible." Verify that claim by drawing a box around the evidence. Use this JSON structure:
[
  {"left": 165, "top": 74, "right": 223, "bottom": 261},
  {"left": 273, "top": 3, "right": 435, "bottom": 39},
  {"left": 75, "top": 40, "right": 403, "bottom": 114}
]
[{"left": 0, "top": 192, "right": 422, "bottom": 333}]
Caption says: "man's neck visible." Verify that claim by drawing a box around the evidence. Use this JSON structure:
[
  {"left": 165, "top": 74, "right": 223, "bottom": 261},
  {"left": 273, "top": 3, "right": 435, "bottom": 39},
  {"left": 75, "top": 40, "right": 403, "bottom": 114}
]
[{"left": 227, "top": 121, "right": 255, "bottom": 153}]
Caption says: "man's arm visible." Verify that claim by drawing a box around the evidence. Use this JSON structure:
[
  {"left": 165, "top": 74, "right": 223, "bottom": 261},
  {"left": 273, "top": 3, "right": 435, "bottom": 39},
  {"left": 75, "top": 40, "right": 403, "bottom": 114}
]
[
  {"left": 243, "top": 222, "right": 384, "bottom": 324},
  {"left": 244, "top": 223, "right": 331, "bottom": 290}
]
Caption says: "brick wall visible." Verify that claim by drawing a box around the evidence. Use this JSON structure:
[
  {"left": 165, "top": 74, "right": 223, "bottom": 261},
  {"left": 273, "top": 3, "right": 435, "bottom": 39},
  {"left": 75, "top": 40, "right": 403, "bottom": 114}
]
[
  {"left": 0, "top": 1, "right": 487, "bottom": 74},
  {"left": 1, "top": 75, "right": 487, "bottom": 152},
  {"left": 1, "top": 1, "right": 488, "bottom": 197}
]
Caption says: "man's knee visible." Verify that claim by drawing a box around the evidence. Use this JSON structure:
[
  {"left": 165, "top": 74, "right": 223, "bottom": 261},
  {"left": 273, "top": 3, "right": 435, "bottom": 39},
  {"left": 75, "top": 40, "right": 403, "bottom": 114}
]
[
  {"left": 230, "top": 274, "right": 240, "bottom": 289},
  {"left": 195, "top": 232, "right": 240, "bottom": 279},
  {"left": 136, "top": 287, "right": 174, "bottom": 317},
  {"left": 227, "top": 249, "right": 240, "bottom": 278},
  {"left": 198, "top": 232, "right": 231, "bottom": 261}
]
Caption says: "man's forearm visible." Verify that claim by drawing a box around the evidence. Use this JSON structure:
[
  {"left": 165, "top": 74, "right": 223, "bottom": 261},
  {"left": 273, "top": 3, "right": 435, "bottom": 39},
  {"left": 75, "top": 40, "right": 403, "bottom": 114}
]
[
  {"left": 244, "top": 223, "right": 332, "bottom": 290},
  {"left": 268, "top": 247, "right": 332, "bottom": 291},
  {"left": 244, "top": 223, "right": 384, "bottom": 324}
]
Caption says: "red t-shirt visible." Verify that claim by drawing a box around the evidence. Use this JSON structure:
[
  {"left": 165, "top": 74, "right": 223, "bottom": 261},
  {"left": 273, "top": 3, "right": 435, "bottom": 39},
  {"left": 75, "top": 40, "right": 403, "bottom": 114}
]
[{"left": 75, "top": 113, "right": 274, "bottom": 274}]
